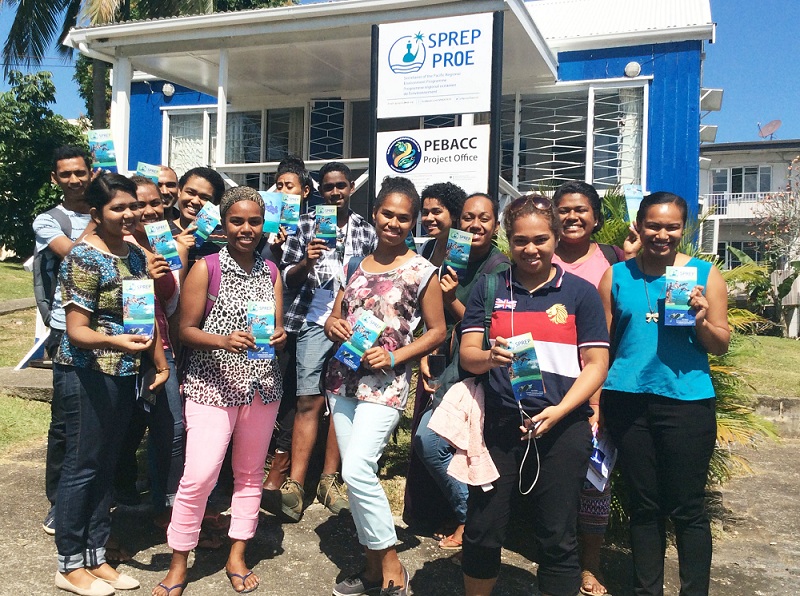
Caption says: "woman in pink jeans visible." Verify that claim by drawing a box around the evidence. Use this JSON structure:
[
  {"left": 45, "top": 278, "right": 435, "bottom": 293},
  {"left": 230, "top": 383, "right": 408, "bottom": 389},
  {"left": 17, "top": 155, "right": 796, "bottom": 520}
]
[{"left": 154, "top": 187, "right": 286, "bottom": 596}]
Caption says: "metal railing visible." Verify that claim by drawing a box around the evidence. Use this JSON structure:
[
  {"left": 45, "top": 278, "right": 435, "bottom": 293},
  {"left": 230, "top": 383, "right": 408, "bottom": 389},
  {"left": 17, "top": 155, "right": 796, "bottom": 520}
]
[{"left": 701, "top": 191, "right": 771, "bottom": 218}]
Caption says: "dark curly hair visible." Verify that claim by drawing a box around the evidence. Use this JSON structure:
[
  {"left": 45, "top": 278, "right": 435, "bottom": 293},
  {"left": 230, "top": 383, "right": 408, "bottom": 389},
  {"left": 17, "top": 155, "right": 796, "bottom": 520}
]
[
  {"left": 421, "top": 182, "right": 466, "bottom": 222},
  {"left": 375, "top": 176, "right": 420, "bottom": 217},
  {"left": 178, "top": 167, "right": 225, "bottom": 204}
]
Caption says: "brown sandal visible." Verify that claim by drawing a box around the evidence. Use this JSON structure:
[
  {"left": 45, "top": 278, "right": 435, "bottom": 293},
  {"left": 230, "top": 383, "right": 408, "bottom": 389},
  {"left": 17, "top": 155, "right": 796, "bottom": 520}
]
[{"left": 438, "top": 534, "right": 463, "bottom": 550}]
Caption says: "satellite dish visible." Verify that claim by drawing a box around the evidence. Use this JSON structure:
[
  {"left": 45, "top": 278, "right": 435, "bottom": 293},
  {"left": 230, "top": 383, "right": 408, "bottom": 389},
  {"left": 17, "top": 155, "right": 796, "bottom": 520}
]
[{"left": 757, "top": 119, "right": 782, "bottom": 139}]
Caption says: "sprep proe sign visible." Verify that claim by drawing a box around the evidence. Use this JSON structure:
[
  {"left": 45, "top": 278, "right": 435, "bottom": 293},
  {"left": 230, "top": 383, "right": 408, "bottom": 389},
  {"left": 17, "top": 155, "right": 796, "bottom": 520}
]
[{"left": 377, "top": 13, "right": 493, "bottom": 119}]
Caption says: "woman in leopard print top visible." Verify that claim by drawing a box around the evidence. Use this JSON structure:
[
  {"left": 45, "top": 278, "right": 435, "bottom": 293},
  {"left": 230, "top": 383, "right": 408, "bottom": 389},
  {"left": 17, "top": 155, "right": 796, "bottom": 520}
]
[{"left": 155, "top": 187, "right": 287, "bottom": 596}]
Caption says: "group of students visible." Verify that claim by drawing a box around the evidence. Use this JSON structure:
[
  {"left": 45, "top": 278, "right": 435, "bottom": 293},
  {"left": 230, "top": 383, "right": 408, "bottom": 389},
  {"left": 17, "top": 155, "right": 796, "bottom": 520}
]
[{"left": 35, "top": 145, "right": 729, "bottom": 596}]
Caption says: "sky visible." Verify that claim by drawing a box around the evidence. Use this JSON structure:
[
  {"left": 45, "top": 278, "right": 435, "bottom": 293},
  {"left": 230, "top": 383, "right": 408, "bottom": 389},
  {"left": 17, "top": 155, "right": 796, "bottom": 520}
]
[{"left": 0, "top": 0, "right": 797, "bottom": 144}]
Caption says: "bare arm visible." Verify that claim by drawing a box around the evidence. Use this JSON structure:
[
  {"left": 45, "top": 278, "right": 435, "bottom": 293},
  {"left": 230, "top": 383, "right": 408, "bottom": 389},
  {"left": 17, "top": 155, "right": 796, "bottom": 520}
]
[
  {"left": 49, "top": 220, "right": 97, "bottom": 259},
  {"left": 690, "top": 265, "right": 730, "bottom": 356}
]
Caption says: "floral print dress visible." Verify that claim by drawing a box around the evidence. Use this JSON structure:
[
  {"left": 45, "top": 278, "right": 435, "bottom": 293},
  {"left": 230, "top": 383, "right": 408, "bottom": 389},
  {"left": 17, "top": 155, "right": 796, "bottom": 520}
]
[{"left": 325, "top": 254, "right": 436, "bottom": 411}]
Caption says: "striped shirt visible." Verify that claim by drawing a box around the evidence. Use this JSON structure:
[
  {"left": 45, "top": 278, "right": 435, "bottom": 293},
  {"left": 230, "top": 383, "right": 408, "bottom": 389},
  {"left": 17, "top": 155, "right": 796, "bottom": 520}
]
[{"left": 461, "top": 265, "right": 609, "bottom": 414}]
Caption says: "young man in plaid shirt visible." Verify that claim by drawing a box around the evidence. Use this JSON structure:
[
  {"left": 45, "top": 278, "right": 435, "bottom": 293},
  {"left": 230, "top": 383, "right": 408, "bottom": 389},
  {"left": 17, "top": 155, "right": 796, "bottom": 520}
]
[{"left": 269, "top": 162, "right": 377, "bottom": 521}]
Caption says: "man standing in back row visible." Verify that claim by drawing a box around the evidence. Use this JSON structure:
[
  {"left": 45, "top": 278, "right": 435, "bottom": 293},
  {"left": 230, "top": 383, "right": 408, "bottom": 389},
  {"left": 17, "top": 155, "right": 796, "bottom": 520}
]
[
  {"left": 33, "top": 146, "right": 96, "bottom": 535},
  {"left": 270, "top": 162, "right": 377, "bottom": 522}
]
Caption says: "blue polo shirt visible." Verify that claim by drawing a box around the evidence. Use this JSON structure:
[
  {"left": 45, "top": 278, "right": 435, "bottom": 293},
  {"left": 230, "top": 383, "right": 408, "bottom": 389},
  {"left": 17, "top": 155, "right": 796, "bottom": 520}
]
[{"left": 461, "top": 265, "right": 609, "bottom": 415}]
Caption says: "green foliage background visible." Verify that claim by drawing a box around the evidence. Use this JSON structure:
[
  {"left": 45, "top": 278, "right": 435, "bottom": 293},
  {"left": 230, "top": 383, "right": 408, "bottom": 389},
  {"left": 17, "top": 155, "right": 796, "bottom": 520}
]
[{"left": 0, "top": 71, "right": 86, "bottom": 256}]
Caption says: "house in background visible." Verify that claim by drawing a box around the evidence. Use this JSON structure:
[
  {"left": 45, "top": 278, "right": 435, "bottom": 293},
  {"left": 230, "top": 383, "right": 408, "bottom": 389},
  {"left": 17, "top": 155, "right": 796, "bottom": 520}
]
[
  {"left": 64, "top": 0, "right": 716, "bottom": 216},
  {"left": 699, "top": 139, "right": 800, "bottom": 268}
]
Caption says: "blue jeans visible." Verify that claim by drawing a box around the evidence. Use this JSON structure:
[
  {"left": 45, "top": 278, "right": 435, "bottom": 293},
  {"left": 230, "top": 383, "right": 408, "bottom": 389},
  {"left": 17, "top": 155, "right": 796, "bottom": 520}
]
[
  {"left": 329, "top": 394, "right": 400, "bottom": 550},
  {"left": 412, "top": 408, "right": 468, "bottom": 524},
  {"left": 115, "top": 348, "right": 184, "bottom": 510},
  {"left": 54, "top": 365, "right": 135, "bottom": 572}
]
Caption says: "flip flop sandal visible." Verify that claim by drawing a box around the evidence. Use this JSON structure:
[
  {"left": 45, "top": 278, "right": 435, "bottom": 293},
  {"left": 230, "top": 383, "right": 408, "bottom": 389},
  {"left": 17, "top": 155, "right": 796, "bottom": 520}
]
[
  {"left": 226, "top": 570, "right": 258, "bottom": 594},
  {"left": 157, "top": 581, "right": 188, "bottom": 595},
  {"left": 438, "top": 534, "right": 463, "bottom": 550},
  {"left": 580, "top": 570, "right": 608, "bottom": 595}
]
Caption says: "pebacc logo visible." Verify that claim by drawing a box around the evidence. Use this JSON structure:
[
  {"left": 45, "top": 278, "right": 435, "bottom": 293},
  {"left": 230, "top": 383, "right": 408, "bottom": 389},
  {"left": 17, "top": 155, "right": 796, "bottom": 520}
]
[
  {"left": 388, "top": 32, "right": 426, "bottom": 74},
  {"left": 386, "top": 137, "right": 422, "bottom": 173}
]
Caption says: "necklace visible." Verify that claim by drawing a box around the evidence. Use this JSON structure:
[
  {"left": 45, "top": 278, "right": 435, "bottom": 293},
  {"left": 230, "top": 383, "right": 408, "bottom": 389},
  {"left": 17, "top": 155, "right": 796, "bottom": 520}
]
[{"left": 640, "top": 256, "right": 659, "bottom": 323}]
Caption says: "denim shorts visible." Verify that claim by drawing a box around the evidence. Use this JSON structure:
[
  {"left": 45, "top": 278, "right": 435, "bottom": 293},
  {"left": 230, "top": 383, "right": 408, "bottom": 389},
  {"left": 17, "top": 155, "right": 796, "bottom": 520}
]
[{"left": 295, "top": 321, "right": 334, "bottom": 397}]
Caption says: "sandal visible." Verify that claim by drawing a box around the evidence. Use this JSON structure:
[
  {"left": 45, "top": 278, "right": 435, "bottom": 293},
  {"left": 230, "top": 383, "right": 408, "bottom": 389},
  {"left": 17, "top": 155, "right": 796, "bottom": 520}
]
[
  {"left": 226, "top": 570, "right": 258, "bottom": 593},
  {"left": 155, "top": 581, "right": 187, "bottom": 595},
  {"left": 580, "top": 570, "right": 608, "bottom": 595},
  {"left": 438, "top": 534, "right": 463, "bottom": 550}
]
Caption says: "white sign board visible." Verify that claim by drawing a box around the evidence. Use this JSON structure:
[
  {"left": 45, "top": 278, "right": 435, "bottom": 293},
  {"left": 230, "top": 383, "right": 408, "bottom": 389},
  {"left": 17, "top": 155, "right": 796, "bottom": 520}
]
[
  {"left": 377, "top": 13, "right": 494, "bottom": 119},
  {"left": 375, "top": 125, "right": 491, "bottom": 195}
]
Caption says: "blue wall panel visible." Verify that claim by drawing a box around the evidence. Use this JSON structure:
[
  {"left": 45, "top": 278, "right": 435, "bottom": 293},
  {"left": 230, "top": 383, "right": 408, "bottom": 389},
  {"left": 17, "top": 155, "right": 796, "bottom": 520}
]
[
  {"left": 559, "top": 41, "right": 702, "bottom": 217},
  {"left": 128, "top": 82, "right": 215, "bottom": 173}
]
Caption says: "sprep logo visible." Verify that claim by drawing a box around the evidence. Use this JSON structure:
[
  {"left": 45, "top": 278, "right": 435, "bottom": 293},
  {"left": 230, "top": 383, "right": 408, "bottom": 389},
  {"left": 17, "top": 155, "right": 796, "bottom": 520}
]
[
  {"left": 388, "top": 32, "right": 426, "bottom": 74},
  {"left": 386, "top": 137, "right": 422, "bottom": 173}
]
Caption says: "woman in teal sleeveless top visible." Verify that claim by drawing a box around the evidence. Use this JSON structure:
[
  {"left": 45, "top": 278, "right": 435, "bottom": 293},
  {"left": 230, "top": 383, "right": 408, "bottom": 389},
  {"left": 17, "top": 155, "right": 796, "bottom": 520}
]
[{"left": 598, "top": 192, "right": 729, "bottom": 596}]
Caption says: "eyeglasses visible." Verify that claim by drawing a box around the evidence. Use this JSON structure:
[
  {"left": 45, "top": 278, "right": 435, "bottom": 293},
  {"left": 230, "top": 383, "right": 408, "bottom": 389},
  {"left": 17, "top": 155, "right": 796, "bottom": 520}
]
[
  {"left": 320, "top": 181, "right": 350, "bottom": 193},
  {"left": 508, "top": 195, "right": 553, "bottom": 212}
]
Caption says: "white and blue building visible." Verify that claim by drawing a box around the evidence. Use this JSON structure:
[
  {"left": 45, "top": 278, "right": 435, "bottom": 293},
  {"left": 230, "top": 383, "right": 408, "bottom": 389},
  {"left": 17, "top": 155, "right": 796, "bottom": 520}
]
[{"left": 64, "top": 0, "right": 716, "bottom": 215}]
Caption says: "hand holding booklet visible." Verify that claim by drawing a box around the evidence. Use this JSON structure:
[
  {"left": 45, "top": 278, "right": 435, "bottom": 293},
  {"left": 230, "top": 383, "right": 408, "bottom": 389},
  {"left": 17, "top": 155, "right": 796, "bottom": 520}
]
[
  {"left": 247, "top": 301, "right": 275, "bottom": 360},
  {"left": 505, "top": 332, "right": 545, "bottom": 402},
  {"left": 145, "top": 220, "right": 182, "bottom": 271},
  {"left": 334, "top": 311, "right": 387, "bottom": 371},
  {"left": 665, "top": 266, "right": 698, "bottom": 326}
]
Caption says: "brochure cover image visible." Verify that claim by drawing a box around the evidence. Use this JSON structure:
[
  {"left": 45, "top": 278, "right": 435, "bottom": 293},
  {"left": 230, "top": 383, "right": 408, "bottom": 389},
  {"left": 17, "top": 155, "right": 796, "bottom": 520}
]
[
  {"left": 665, "top": 266, "right": 698, "bottom": 326},
  {"left": 122, "top": 279, "right": 155, "bottom": 338},
  {"left": 247, "top": 301, "right": 275, "bottom": 360},
  {"left": 145, "top": 221, "right": 182, "bottom": 271},
  {"left": 506, "top": 332, "right": 545, "bottom": 402},
  {"left": 333, "top": 311, "right": 387, "bottom": 371}
]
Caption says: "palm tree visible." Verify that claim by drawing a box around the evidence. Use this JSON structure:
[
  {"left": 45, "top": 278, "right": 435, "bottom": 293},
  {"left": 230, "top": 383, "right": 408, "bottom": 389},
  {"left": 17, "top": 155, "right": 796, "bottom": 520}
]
[{"left": 0, "top": 1, "right": 289, "bottom": 126}]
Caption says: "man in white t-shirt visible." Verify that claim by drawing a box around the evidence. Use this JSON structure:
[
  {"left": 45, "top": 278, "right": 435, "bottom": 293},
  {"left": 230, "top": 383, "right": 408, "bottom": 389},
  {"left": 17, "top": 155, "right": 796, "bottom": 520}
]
[{"left": 32, "top": 146, "right": 95, "bottom": 535}]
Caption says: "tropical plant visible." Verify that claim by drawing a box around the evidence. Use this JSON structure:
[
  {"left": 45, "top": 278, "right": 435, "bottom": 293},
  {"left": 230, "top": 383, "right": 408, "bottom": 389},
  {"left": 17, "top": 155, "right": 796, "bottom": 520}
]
[{"left": 0, "top": 71, "right": 86, "bottom": 255}]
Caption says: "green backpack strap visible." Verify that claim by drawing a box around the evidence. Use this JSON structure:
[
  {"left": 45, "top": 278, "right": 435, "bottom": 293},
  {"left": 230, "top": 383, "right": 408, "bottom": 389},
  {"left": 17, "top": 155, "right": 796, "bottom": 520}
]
[{"left": 482, "top": 271, "right": 497, "bottom": 349}]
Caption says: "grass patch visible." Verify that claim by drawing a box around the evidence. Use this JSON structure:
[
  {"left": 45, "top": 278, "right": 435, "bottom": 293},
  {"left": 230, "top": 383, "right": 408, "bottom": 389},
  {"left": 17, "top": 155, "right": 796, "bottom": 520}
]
[
  {"left": 0, "top": 261, "right": 32, "bottom": 302},
  {"left": 0, "top": 308, "right": 37, "bottom": 367},
  {"left": 0, "top": 393, "right": 49, "bottom": 451},
  {"left": 726, "top": 335, "right": 800, "bottom": 398}
]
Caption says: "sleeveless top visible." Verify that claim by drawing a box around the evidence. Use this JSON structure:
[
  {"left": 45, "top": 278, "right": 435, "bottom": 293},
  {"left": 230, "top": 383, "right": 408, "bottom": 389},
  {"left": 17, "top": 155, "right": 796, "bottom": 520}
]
[
  {"left": 325, "top": 254, "right": 437, "bottom": 411},
  {"left": 183, "top": 247, "right": 282, "bottom": 407},
  {"left": 604, "top": 257, "right": 715, "bottom": 401}
]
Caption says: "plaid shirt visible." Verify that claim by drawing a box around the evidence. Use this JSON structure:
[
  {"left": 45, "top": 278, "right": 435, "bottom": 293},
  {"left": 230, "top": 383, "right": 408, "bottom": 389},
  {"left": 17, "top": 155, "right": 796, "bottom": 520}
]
[{"left": 280, "top": 209, "right": 377, "bottom": 334}]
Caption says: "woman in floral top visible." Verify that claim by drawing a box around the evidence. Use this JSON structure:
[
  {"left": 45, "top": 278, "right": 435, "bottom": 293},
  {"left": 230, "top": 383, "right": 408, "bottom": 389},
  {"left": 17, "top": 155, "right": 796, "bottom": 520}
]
[
  {"left": 324, "top": 177, "right": 445, "bottom": 596},
  {"left": 54, "top": 173, "right": 169, "bottom": 596}
]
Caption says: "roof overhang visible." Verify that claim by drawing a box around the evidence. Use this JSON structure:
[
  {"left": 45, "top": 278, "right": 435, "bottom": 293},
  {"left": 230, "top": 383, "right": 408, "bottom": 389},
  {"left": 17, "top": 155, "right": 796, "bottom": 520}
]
[{"left": 64, "top": 0, "right": 558, "bottom": 107}]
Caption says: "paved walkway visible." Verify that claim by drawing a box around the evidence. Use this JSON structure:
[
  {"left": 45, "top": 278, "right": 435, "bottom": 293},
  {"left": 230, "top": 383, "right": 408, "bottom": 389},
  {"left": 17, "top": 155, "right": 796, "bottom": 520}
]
[{"left": 0, "top": 425, "right": 797, "bottom": 595}]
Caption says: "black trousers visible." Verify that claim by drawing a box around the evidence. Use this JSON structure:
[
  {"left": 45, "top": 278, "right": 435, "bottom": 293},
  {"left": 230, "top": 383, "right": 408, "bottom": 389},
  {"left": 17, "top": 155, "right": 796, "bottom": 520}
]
[
  {"left": 462, "top": 409, "right": 591, "bottom": 596},
  {"left": 602, "top": 391, "right": 716, "bottom": 596}
]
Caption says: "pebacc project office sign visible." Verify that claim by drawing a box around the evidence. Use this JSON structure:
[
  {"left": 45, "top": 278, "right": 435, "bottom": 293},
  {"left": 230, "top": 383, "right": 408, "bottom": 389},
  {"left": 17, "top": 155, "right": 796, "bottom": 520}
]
[
  {"left": 375, "top": 125, "right": 491, "bottom": 194},
  {"left": 377, "top": 13, "right": 493, "bottom": 119}
]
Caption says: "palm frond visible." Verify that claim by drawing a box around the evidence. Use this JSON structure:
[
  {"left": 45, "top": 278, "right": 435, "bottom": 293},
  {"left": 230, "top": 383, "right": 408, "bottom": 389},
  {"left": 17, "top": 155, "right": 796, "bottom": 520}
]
[{"left": 2, "top": 0, "right": 73, "bottom": 74}]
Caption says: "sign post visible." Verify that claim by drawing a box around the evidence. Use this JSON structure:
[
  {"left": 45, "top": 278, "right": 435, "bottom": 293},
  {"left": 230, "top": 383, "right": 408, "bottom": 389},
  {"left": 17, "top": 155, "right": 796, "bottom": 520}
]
[{"left": 369, "top": 11, "right": 503, "bottom": 217}]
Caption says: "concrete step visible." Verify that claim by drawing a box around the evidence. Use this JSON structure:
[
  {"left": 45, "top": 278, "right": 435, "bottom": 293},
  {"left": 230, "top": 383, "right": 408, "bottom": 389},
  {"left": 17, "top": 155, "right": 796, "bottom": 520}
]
[{"left": 0, "top": 366, "right": 52, "bottom": 402}]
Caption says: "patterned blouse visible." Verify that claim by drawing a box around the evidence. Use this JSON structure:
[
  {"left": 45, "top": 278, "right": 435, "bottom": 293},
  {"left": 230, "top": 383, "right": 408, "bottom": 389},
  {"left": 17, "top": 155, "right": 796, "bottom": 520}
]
[
  {"left": 325, "top": 254, "right": 437, "bottom": 411},
  {"left": 183, "top": 247, "right": 282, "bottom": 407},
  {"left": 54, "top": 240, "right": 149, "bottom": 376}
]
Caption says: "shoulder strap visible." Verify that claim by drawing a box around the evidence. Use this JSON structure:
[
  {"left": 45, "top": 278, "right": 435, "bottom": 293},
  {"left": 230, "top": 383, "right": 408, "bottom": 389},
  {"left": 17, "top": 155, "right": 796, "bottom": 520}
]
[
  {"left": 345, "top": 255, "right": 365, "bottom": 285},
  {"left": 204, "top": 253, "right": 221, "bottom": 321},
  {"left": 479, "top": 249, "right": 511, "bottom": 276},
  {"left": 264, "top": 258, "right": 278, "bottom": 285},
  {"left": 46, "top": 206, "right": 72, "bottom": 239},
  {"left": 598, "top": 243, "right": 620, "bottom": 265},
  {"left": 483, "top": 272, "right": 498, "bottom": 346}
]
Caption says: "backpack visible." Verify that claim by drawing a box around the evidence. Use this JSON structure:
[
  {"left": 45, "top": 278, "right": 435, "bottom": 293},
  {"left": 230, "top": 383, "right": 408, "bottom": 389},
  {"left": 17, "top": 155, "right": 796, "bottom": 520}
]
[
  {"left": 203, "top": 252, "right": 278, "bottom": 321},
  {"left": 33, "top": 207, "right": 72, "bottom": 327},
  {"left": 597, "top": 243, "right": 621, "bottom": 265}
]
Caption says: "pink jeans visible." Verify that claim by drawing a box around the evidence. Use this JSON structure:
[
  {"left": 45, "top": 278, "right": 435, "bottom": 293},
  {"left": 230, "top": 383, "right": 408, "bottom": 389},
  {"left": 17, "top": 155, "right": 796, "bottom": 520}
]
[{"left": 167, "top": 396, "right": 279, "bottom": 551}]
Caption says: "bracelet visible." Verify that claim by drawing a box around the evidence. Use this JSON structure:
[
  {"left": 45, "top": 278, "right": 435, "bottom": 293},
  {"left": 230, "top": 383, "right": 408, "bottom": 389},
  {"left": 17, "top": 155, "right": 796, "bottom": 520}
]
[
  {"left": 156, "top": 367, "right": 170, "bottom": 374},
  {"left": 589, "top": 402, "right": 600, "bottom": 407},
  {"left": 389, "top": 351, "right": 395, "bottom": 368}
]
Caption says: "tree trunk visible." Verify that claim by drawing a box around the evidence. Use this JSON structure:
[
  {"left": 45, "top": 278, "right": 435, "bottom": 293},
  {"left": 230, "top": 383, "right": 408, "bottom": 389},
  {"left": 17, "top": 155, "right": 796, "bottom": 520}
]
[{"left": 92, "top": 59, "right": 108, "bottom": 129}]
